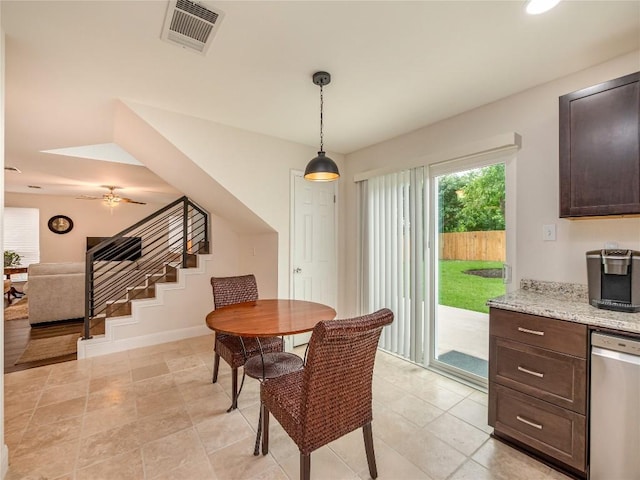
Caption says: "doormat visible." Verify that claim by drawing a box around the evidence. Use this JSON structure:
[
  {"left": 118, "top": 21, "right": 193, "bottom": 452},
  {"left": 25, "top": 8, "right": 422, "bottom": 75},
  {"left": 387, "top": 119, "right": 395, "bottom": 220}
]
[
  {"left": 4, "top": 298, "right": 29, "bottom": 321},
  {"left": 15, "top": 334, "right": 79, "bottom": 364},
  {"left": 438, "top": 350, "right": 488, "bottom": 378}
]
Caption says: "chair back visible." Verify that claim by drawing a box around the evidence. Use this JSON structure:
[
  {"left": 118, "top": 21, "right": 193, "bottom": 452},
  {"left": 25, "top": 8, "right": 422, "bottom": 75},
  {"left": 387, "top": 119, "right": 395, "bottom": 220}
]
[
  {"left": 299, "top": 308, "right": 394, "bottom": 453},
  {"left": 211, "top": 274, "right": 258, "bottom": 309}
]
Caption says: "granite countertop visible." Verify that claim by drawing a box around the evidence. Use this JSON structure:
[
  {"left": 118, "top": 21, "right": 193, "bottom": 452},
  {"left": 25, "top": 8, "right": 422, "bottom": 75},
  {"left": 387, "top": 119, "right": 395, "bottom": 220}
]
[{"left": 487, "top": 279, "right": 640, "bottom": 334}]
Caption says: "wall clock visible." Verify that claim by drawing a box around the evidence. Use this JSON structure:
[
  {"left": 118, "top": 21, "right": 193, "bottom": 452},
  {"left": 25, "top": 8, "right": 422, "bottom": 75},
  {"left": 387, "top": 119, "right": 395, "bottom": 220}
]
[{"left": 48, "top": 215, "right": 74, "bottom": 234}]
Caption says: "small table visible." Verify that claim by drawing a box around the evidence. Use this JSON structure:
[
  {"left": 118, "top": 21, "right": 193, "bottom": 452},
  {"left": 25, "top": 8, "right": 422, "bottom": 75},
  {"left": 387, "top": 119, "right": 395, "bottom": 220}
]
[
  {"left": 4, "top": 267, "right": 28, "bottom": 276},
  {"left": 206, "top": 299, "right": 336, "bottom": 454},
  {"left": 4, "top": 266, "right": 28, "bottom": 299}
]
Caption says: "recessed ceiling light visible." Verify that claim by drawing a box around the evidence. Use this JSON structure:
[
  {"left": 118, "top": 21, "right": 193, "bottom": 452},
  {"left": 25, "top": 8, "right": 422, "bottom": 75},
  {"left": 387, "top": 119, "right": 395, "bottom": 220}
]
[{"left": 526, "top": 0, "right": 561, "bottom": 15}]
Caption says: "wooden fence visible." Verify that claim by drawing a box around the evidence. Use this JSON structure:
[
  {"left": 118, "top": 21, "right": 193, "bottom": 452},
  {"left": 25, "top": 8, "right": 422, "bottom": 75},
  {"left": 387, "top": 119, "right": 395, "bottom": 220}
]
[{"left": 440, "top": 230, "right": 505, "bottom": 261}]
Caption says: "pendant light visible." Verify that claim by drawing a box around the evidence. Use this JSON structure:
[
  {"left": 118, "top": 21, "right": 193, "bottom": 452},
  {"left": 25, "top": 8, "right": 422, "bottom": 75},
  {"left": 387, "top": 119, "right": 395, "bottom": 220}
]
[{"left": 304, "top": 71, "right": 340, "bottom": 181}]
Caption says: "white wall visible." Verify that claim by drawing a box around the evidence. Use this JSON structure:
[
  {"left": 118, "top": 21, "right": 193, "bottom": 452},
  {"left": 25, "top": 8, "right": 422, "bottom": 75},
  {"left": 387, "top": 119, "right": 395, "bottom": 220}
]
[
  {"left": 343, "top": 51, "right": 640, "bottom": 315},
  {"left": 4, "top": 190, "right": 251, "bottom": 282},
  {"left": 0, "top": 17, "right": 8, "bottom": 480},
  {"left": 4, "top": 192, "right": 166, "bottom": 263},
  {"left": 238, "top": 232, "right": 279, "bottom": 299},
  {"left": 122, "top": 102, "right": 345, "bottom": 301},
  {"left": 207, "top": 215, "right": 278, "bottom": 298}
]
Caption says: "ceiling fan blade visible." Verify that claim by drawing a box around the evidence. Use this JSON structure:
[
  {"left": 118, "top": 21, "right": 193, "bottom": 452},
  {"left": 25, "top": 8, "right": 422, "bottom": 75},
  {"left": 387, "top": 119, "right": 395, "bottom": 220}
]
[
  {"left": 120, "top": 197, "right": 147, "bottom": 205},
  {"left": 76, "top": 195, "right": 101, "bottom": 200}
]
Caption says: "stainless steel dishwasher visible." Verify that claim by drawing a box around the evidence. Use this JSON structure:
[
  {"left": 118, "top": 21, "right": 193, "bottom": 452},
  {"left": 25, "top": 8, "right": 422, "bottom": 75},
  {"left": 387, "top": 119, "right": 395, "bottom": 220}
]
[{"left": 590, "top": 332, "right": 640, "bottom": 480}]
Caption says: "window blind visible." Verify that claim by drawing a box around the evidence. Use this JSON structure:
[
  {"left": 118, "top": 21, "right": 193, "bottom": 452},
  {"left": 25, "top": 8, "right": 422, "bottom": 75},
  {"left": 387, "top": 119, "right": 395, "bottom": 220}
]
[
  {"left": 358, "top": 167, "right": 428, "bottom": 363},
  {"left": 3, "top": 207, "right": 41, "bottom": 270}
]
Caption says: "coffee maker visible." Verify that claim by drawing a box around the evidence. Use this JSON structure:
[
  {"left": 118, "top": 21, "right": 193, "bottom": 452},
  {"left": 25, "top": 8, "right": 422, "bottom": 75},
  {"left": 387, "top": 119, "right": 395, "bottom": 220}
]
[{"left": 586, "top": 249, "right": 640, "bottom": 312}]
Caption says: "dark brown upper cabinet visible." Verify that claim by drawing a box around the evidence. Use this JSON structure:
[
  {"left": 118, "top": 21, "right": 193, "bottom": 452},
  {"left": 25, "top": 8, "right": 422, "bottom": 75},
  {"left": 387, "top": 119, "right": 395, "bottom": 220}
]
[{"left": 559, "top": 71, "right": 640, "bottom": 218}]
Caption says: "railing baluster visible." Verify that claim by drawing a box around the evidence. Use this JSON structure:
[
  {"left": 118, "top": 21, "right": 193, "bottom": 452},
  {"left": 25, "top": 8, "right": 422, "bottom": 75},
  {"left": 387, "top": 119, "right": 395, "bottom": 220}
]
[{"left": 182, "top": 198, "right": 189, "bottom": 268}]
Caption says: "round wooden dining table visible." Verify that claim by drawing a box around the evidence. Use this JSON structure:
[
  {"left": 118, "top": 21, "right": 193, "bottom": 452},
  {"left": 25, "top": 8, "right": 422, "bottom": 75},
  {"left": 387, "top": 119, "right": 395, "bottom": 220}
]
[
  {"left": 206, "top": 299, "right": 336, "bottom": 454},
  {"left": 206, "top": 298, "right": 337, "bottom": 381},
  {"left": 205, "top": 299, "right": 337, "bottom": 337}
]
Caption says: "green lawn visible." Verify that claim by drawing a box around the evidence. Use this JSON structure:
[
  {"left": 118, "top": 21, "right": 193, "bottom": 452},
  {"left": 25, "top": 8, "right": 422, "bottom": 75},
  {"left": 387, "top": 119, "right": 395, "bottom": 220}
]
[{"left": 439, "top": 260, "right": 505, "bottom": 314}]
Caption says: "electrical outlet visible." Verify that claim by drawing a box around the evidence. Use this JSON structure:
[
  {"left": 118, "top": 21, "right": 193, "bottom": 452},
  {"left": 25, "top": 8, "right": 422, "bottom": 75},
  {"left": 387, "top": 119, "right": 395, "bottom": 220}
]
[{"left": 543, "top": 224, "right": 556, "bottom": 241}]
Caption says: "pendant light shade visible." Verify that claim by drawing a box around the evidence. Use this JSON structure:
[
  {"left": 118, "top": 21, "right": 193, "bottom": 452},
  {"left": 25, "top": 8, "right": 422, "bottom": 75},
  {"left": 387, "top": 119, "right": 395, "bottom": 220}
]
[
  {"left": 304, "top": 71, "right": 340, "bottom": 182},
  {"left": 304, "top": 151, "right": 339, "bottom": 181}
]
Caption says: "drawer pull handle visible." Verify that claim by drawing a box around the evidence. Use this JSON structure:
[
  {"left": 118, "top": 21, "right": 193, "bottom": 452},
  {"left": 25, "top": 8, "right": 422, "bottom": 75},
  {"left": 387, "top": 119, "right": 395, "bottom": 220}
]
[
  {"left": 517, "top": 327, "right": 545, "bottom": 336},
  {"left": 516, "top": 415, "right": 543, "bottom": 430},
  {"left": 517, "top": 366, "right": 544, "bottom": 378}
]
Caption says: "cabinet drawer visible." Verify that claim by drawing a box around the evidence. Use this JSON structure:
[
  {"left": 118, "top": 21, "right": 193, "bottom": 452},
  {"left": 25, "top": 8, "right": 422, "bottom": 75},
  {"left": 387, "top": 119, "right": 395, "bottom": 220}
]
[
  {"left": 491, "top": 384, "right": 586, "bottom": 472},
  {"left": 490, "top": 337, "right": 586, "bottom": 413},
  {"left": 490, "top": 308, "right": 587, "bottom": 358}
]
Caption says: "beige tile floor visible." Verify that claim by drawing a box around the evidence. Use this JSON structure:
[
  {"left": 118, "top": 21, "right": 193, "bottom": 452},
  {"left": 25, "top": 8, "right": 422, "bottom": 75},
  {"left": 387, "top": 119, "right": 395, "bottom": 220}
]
[{"left": 3, "top": 334, "right": 572, "bottom": 480}]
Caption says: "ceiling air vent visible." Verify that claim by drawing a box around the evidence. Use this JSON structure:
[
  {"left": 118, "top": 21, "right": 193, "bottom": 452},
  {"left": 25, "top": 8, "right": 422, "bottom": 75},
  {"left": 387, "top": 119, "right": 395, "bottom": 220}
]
[{"left": 161, "top": 0, "right": 225, "bottom": 55}]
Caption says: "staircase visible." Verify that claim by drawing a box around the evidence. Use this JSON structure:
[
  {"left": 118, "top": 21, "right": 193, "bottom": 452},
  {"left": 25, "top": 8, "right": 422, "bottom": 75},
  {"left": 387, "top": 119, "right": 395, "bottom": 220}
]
[
  {"left": 83, "top": 196, "right": 209, "bottom": 340},
  {"left": 77, "top": 251, "right": 215, "bottom": 360},
  {"left": 103, "top": 262, "right": 179, "bottom": 318}
]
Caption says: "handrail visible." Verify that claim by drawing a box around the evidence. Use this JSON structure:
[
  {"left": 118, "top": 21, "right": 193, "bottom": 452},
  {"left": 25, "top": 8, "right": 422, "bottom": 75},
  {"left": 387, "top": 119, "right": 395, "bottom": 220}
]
[{"left": 82, "top": 196, "right": 209, "bottom": 340}]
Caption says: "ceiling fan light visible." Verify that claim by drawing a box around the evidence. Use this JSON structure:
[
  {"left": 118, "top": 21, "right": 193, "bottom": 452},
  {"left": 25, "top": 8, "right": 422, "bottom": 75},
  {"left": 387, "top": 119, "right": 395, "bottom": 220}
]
[
  {"left": 304, "top": 151, "right": 340, "bottom": 181},
  {"left": 525, "top": 0, "right": 561, "bottom": 15}
]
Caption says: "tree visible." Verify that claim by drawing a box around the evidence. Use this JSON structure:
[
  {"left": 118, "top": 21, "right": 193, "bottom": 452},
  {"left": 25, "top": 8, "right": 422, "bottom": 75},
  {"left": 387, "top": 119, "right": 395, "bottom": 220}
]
[
  {"left": 438, "top": 172, "right": 469, "bottom": 233},
  {"left": 438, "top": 164, "right": 505, "bottom": 232},
  {"left": 458, "top": 164, "right": 505, "bottom": 231}
]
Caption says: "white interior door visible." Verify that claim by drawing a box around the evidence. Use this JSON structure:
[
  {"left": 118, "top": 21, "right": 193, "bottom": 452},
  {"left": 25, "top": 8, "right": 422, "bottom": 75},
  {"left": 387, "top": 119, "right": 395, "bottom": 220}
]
[{"left": 291, "top": 172, "right": 337, "bottom": 346}]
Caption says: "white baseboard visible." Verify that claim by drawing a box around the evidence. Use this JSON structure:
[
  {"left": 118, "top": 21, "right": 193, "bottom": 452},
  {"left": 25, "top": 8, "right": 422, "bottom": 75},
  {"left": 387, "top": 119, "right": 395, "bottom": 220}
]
[
  {"left": 78, "top": 324, "right": 212, "bottom": 358},
  {"left": 1, "top": 444, "right": 8, "bottom": 479},
  {"left": 77, "top": 255, "right": 215, "bottom": 359}
]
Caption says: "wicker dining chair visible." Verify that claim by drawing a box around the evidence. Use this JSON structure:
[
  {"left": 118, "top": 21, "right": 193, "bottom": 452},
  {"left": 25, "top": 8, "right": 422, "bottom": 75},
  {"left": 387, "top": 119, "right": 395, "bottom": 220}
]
[
  {"left": 260, "top": 308, "right": 394, "bottom": 480},
  {"left": 210, "top": 274, "right": 284, "bottom": 410}
]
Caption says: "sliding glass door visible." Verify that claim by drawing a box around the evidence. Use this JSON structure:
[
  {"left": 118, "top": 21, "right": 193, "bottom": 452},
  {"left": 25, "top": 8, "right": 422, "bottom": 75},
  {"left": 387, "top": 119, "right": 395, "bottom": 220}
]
[
  {"left": 358, "top": 147, "right": 515, "bottom": 386},
  {"left": 430, "top": 163, "right": 506, "bottom": 384}
]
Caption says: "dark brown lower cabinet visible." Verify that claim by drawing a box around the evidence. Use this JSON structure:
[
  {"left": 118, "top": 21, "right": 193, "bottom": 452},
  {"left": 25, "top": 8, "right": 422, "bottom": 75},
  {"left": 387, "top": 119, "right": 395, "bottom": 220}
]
[{"left": 489, "top": 308, "right": 588, "bottom": 477}]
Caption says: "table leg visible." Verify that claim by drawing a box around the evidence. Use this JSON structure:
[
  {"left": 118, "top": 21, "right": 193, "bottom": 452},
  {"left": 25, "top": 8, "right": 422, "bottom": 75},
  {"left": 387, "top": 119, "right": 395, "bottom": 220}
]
[
  {"left": 252, "top": 338, "right": 266, "bottom": 455},
  {"left": 224, "top": 337, "right": 249, "bottom": 412},
  {"left": 226, "top": 371, "right": 246, "bottom": 413},
  {"left": 9, "top": 287, "right": 24, "bottom": 298},
  {"left": 253, "top": 404, "right": 263, "bottom": 456}
]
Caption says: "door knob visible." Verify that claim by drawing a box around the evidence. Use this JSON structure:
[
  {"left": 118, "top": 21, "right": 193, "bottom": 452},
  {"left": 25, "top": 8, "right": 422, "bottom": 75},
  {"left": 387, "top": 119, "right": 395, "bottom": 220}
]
[{"left": 293, "top": 267, "right": 302, "bottom": 274}]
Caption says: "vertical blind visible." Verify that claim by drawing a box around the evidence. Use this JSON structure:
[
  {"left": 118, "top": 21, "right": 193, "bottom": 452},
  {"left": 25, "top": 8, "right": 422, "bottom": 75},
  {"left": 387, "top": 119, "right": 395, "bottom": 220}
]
[
  {"left": 358, "top": 167, "right": 428, "bottom": 363},
  {"left": 3, "top": 207, "right": 41, "bottom": 269}
]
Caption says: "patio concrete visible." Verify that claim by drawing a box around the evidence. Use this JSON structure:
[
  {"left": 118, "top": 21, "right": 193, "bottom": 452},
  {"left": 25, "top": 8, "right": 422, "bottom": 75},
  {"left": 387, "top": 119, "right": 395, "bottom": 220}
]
[{"left": 436, "top": 305, "right": 489, "bottom": 361}]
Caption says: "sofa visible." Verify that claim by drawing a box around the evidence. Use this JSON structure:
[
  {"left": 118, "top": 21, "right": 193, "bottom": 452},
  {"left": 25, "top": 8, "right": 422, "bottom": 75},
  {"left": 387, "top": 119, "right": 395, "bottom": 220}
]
[
  {"left": 26, "top": 260, "right": 146, "bottom": 324},
  {"left": 27, "top": 262, "right": 85, "bottom": 324}
]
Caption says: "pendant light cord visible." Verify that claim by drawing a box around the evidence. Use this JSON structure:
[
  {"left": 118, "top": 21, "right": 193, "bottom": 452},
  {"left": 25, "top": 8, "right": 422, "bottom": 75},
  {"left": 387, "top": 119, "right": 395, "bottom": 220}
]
[{"left": 319, "top": 84, "right": 324, "bottom": 152}]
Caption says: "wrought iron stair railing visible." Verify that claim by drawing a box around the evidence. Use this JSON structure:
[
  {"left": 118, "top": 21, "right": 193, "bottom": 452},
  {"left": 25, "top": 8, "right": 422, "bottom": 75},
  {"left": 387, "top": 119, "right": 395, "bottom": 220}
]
[{"left": 83, "top": 196, "right": 209, "bottom": 340}]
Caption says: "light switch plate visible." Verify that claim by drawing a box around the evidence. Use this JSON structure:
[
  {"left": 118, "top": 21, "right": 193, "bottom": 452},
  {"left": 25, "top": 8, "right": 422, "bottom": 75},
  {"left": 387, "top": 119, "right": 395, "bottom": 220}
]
[{"left": 543, "top": 224, "right": 556, "bottom": 241}]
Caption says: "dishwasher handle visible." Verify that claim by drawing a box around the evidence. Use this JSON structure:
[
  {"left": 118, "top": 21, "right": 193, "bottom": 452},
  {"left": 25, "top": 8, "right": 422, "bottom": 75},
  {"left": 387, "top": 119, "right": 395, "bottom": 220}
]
[{"left": 592, "top": 346, "right": 640, "bottom": 366}]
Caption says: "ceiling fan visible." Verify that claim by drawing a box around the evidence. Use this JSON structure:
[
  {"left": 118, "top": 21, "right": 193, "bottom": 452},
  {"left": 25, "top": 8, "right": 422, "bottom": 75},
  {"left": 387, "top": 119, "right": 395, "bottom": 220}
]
[{"left": 77, "top": 185, "right": 147, "bottom": 206}]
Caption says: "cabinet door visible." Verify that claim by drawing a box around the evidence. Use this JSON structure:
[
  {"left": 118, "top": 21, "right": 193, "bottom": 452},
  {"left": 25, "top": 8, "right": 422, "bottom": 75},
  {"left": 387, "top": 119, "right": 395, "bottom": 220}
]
[
  {"left": 559, "top": 71, "right": 640, "bottom": 217},
  {"left": 492, "top": 384, "right": 586, "bottom": 473},
  {"left": 490, "top": 336, "right": 586, "bottom": 413}
]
